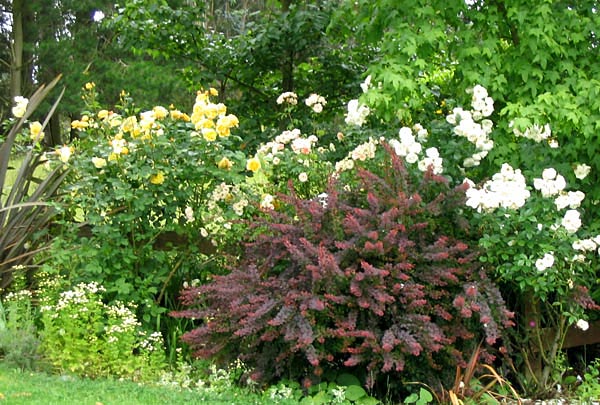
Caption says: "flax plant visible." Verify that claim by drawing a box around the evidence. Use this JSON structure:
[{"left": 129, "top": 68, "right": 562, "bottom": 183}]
[{"left": 0, "top": 76, "right": 66, "bottom": 289}]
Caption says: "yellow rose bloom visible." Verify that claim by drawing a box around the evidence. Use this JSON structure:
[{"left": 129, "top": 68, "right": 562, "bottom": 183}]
[
  {"left": 150, "top": 172, "right": 165, "bottom": 185},
  {"left": 98, "top": 109, "right": 110, "bottom": 119},
  {"left": 71, "top": 119, "right": 89, "bottom": 130},
  {"left": 196, "top": 90, "right": 209, "bottom": 103},
  {"left": 216, "top": 103, "right": 227, "bottom": 117},
  {"left": 194, "top": 118, "right": 215, "bottom": 131},
  {"left": 84, "top": 82, "right": 95, "bottom": 90},
  {"left": 153, "top": 105, "right": 169, "bottom": 119},
  {"left": 92, "top": 157, "right": 107, "bottom": 168},
  {"left": 121, "top": 116, "right": 138, "bottom": 133},
  {"left": 204, "top": 103, "right": 219, "bottom": 119},
  {"left": 170, "top": 109, "right": 187, "bottom": 121},
  {"left": 209, "top": 88, "right": 219, "bottom": 96},
  {"left": 216, "top": 124, "right": 231, "bottom": 137},
  {"left": 246, "top": 157, "right": 261, "bottom": 173},
  {"left": 108, "top": 153, "right": 118, "bottom": 161},
  {"left": 29, "top": 121, "right": 44, "bottom": 142},
  {"left": 202, "top": 127, "right": 217, "bottom": 142},
  {"left": 217, "top": 157, "right": 233, "bottom": 170}
]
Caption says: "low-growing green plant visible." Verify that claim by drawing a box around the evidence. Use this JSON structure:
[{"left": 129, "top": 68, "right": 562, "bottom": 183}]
[
  {"left": 265, "top": 373, "right": 381, "bottom": 405},
  {"left": 0, "top": 285, "right": 41, "bottom": 370},
  {"left": 38, "top": 281, "right": 166, "bottom": 381},
  {"left": 576, "top": 358, "right": 600, "bottom": 403},
  {"left": 403, "top": 387, "right": 434, "bottom": 405}
]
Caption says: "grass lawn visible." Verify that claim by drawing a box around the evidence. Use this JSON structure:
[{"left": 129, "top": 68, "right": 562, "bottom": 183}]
[{"left": 0, "top": 362, "right": 274, "bottom": 405}]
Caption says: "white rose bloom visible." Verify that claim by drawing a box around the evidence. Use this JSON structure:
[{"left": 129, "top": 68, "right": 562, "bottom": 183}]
[
  {"left": 535, "top": 253, "right": 555, "bottom": 271},
  {"left": 574, "top": 164, "right": 591, "bottom": 180},
  {"left": 542, "top": 168, "right": 557, "bottom": 180},
  {"left": 405, "top": 153, "right": 419, "bottom": 164},
  {"left": 562, "top": 210, "right": 582, "bottom": 233}
]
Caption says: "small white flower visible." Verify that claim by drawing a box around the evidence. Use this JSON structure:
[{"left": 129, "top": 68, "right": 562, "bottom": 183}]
[
  {"left": 184, "top": 206, "right": 195, "bottom": 222},
  {"left": 298, "top": 172, "right": 308, "bottom": 182},
  {"left": 360, "top": 75, "right": 372, "bottom": 93},
  {"left": 576, "top": 319, "right": 589, "bottom": 331}
]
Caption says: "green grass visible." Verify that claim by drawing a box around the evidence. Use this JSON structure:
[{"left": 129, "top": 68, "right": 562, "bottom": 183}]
[{"left": 0, "top": 363, "right": 274, "bottom": 405}]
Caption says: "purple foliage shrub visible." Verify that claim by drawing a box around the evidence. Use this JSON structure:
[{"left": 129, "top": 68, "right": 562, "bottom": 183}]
[{"left": 172, "top": 144, "right": 514, "bottom": 392}]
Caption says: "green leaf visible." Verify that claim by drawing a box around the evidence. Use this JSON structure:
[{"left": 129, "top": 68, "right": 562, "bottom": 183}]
[
  {"left": 337, "top": 373, "right": 361, "bottom": 387},
  {"left": 345, "top": 385, "right": 367, "bottom": 401},
  {"left": 419, "top": 388, "right": 433, "bottom": 402}
]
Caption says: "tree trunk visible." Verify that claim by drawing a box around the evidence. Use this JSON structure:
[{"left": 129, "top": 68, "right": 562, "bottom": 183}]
[{"left": 10, "top": 0, "right": 24, "bottom": 100}]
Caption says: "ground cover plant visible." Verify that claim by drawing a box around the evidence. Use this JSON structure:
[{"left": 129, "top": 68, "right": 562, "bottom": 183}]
[{"left": 0, "top": 362, "right": 272, "bottom": 405}]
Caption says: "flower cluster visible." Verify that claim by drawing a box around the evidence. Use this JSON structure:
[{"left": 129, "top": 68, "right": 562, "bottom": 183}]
[
  {"left": 531, "top": 168, "right": 585, "bottom": 233},
  {"left": 304, "top": 93, "right": 327, "bottom": 113},
  {"left": 535, "top": 252, "right": 555, "bottom": 272},
  {"left": 511, "top": 122, "right": 552, "bottom": 143},
  {"left": 335, "top": 137, "right": 379, "bottom": 173},
  {"left": 389, "top": 126, "right": 423, "bottom": 164},
  {"left": 191, "top": 88, "right": 239, "bottom": 141},
  {"left": 345, "top": 99, "right": 370, "bottom": 126},
  {"left": 464, "top": 164, "right": 530, "bottom": 211},
  {"left": 572, "top": 235, "right": 600, "bottom": 253},
  {"left": 39, "top": 281, "right": 166, "bottom": 379},
  {"left": 446, "top": 85, "right": 494, "bottom": 168},
  {"left": 257, "top": 128, "right": 317, "bottom": 158},
  {"left": 533, "top": 168, "right": 566, "bottom": 197},
  {"left": 276, "top": 91, "right": 298, "bottom": 105},
  {"left": 12, "top": 96, "right": 28, "bottom": 118}
]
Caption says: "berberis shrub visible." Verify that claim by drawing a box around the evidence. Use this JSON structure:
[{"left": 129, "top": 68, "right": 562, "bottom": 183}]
[{"left": 173, "top": 144, "right": 514, "bottom": 398}]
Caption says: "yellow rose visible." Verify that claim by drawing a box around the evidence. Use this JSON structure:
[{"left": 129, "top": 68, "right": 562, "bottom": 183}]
[
  {"left": 98, "top": 109, "right": 110, "bottom": 119},
  {"left": 196, "top": 90, "right": 209, "bottom": 103},
  {"left": 70, "top": 119, "right": 87, "bottom": 130},
  {"left": 216, "top": 124, "right": 230, "bottom": 137},
  {"left": 246, "top": 157, "right": 261, "bottom": 173},
  {"left": 216, "top": 103, "right": 227, "bottom": 117},
  {"left": 121, "top": 116, "right": 138, "bottom": 133},
  {"left": 217, "top": 157, "right": 233, "bottom": 170},
  {"left": 84, "top": 82, "right": 95, "bottom": 90},
  {"left": 194, "top": 118, "right": 215, "bottom": 131},
  {"left": 150, "top": 172, "right": 165, "bottom": 185},
  {"left": 153, "top": 105, "right": 169, "bottom": 119},
  {"left": 204, "top": 103, "right": 219, "bottom": 119},
  {"left": 202, "top": 128, "right": 217, "bottom": 142},
  {"left": 92, "top": 157, "right": 107, "bottom": 168},
  {"left": 29, "top": 121, "right": 44, "bottom": 142}
]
